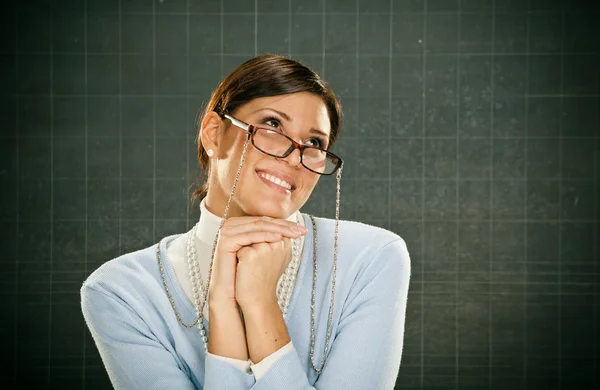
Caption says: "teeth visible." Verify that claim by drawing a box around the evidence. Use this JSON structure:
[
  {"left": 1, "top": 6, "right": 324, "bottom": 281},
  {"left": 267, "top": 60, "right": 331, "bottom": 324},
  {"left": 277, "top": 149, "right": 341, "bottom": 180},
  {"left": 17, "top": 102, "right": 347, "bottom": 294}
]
[{"left": 259, "top": 172, "right": 292, "bottom": 190}]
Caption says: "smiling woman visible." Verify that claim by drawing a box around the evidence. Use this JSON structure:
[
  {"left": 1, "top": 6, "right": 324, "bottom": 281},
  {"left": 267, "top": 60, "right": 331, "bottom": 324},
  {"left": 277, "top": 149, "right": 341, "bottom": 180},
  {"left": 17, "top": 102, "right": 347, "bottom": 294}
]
[
  {"left": 199, "top": 92, "right": 337, "bottom": 220},
  {"left": 80, "top": 54, "right": 411, "bottom": 390}
]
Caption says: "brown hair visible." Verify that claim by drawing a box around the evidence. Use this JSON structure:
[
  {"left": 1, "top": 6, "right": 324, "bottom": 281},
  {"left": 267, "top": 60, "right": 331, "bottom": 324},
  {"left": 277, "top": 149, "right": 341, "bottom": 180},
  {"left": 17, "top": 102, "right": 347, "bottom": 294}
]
[{"left": 190, "top": 54, "right": 344, "bottom": 204}]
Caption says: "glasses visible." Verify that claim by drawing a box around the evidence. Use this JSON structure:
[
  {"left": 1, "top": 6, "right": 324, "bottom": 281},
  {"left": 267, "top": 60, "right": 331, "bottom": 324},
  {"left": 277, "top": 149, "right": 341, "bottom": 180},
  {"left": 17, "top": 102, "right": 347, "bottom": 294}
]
[{"left": 223, "top": 114, "right": 343, "bottom": 175}]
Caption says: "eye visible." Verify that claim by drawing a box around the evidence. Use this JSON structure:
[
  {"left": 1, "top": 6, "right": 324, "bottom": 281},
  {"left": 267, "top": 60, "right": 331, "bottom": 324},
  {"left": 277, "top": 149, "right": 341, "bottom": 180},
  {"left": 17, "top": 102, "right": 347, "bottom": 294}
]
[
  {"left": 305, "top": 137, "right": 326, "bottom": 149},
  {"left": 262, "top": 116, "right": 281, "bottom": 129}
]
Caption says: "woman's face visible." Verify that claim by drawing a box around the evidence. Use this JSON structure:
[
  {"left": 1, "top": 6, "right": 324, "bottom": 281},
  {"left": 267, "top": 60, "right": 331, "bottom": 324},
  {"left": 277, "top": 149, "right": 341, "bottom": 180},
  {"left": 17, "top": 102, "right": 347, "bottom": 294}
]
[{"left": 203, "top": 92, "right": 331, "bottom": 219}]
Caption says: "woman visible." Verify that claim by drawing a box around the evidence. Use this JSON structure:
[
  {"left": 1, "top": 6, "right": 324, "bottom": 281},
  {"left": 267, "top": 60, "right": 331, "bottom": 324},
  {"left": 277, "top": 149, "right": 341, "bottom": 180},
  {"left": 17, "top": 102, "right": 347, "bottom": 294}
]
[{"left": 81, "top": 54, "right": 411, "bottom": 389}]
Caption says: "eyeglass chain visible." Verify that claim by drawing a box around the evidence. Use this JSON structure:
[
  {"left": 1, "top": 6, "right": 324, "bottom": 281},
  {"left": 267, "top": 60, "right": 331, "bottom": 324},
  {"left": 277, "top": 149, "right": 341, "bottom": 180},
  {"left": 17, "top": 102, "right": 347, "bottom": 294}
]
[{"left": 156, "top": 129, "right": 342, "bottom": 374}]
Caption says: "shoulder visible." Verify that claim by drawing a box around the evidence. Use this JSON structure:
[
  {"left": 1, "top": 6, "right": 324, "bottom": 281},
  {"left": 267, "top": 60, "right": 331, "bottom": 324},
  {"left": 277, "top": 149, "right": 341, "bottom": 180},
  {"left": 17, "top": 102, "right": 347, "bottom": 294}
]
[
  {"left": 306, "top": 215, "right": 410, "bottom": 275},
  {"left": 308, "top": 214, "right": 408, "bottom": 255},
  {"left": 82, "top": 245, "right": 154, "bottom": 294},
  {"left": 305, "top": 216, "right": 411, "bottom": 319},
  {"left": 81, "top": 235, "right": 178, "bottom": 304}
]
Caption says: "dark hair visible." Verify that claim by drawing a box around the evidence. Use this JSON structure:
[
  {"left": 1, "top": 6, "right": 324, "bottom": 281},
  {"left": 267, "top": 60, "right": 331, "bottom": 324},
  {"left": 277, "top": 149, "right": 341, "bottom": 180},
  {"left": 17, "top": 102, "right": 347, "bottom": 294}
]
[{"left": 190, "top": 54, "right": 344, "bottom": 204}]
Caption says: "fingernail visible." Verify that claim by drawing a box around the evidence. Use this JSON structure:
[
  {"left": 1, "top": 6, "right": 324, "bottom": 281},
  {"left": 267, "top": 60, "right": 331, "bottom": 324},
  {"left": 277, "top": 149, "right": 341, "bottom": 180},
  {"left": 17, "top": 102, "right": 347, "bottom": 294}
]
[{"left": 291, "top": 227, "right": 301, "bottom": 235}]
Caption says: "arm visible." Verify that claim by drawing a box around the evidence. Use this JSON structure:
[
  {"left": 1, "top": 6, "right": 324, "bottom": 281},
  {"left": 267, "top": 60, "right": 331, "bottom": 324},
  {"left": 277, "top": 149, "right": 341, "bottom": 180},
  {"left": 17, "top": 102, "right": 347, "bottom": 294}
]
[
  {"left": 242, "top": 299, "right": 291, "bottom": 364},
  {"left": 81, "top": 284, "right": 255, "bottom": 390},
  {"left": 247, "top": 238, "right": 411, "bottom": 390},
  {"left": 204, "top": 215, "right": 305, "bottom": 382},
  {"left": 207, "top": 301, "right": 250, "bottom": 360}
]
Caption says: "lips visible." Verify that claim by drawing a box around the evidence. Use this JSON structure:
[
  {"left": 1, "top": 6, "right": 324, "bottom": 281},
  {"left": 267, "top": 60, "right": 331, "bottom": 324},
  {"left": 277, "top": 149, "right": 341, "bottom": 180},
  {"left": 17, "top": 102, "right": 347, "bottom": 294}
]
[{"left": 256, "top": 169, "right": 297, "bottom": 191}]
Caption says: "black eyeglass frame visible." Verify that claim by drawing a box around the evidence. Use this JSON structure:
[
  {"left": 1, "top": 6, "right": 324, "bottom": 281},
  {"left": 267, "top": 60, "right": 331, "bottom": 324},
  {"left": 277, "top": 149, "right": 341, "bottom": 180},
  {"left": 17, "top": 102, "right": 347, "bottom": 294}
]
[{"left": 222, "top": 113, "right": 343, "bottom": 175}]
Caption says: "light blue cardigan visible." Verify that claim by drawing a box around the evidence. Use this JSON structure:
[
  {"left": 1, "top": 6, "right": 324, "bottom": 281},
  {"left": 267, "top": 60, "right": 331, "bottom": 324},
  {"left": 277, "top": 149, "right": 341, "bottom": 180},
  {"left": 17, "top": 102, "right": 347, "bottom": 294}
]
[{"left": 81, "top": 214, "right": 411, "bottom": 389}]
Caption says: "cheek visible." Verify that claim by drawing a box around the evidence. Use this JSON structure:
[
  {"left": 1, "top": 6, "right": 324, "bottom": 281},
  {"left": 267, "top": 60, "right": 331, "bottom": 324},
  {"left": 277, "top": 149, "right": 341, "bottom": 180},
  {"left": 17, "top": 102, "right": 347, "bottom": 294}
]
[
  {"left": 239, "top": 145, "right": 262, "bottom": 173},
  {"left": 232, "top": 146, "right": 270, "bottom": 190},
  {"left": 215, "top": 138, "right": 254, "bottom": 185},
  {"left": 228, "top": 137, "right": 257, "bottom": 173},
  {"left": 299, "top": 172, "right": 320, "bottom": 195}
]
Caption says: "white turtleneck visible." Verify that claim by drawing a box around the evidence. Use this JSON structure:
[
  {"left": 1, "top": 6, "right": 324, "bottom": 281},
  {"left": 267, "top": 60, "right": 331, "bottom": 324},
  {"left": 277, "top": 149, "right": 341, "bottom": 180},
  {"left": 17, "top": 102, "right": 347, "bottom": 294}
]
[{"left": 165, "top": 198, "right": 305, "bottom": 379}]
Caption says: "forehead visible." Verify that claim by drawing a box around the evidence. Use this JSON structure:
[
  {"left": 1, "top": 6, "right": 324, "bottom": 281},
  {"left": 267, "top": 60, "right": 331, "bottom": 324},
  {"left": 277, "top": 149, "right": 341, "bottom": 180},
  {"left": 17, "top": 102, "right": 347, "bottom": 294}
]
[{"left": 238, "top": 93, "right": 331, "bottom": 135}]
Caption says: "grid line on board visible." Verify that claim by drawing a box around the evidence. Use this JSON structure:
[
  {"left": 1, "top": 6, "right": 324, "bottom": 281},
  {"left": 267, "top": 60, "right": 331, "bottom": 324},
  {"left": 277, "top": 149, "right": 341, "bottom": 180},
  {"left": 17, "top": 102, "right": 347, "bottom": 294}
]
[
  {"left": 454, "top": 0, "right": 462, "bottom": 387},
  {"left": 489, "top": 0, "right": 497, "bottom": 388},
  {"left": 420, "top": 1, "right": 428, "bottom": 388},
  {"left": 81, "top": 0, "right": 89, "bottom": 388},
  {"left": 523, "top": 2, "right": 531, "bottom": 385}
]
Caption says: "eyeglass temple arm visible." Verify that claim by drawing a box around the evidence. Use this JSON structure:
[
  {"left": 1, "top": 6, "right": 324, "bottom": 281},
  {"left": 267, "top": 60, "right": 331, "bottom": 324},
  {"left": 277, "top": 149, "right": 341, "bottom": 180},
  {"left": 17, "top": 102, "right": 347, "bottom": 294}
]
[{"left": 223, "top": 114, "right": 250, "bottom": 131}]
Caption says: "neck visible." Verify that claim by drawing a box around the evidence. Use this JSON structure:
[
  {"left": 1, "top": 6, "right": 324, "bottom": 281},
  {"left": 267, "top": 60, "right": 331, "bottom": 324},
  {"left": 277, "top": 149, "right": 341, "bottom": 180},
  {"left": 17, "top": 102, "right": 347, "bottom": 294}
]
[{"left": 205, "top": 192, "right": 244, "bottom": 219}]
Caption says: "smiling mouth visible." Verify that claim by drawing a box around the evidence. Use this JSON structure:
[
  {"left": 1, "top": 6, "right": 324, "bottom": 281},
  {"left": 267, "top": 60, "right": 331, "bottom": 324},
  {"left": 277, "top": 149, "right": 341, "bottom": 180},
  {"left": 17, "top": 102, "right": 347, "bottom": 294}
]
[{"left": 257, "top": 171, "right": 294, "bottom": 190}]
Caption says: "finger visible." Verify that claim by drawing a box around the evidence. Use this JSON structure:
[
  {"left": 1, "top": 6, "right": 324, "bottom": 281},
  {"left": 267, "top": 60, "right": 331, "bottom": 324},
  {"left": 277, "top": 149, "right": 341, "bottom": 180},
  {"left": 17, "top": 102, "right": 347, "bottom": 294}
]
[
  {"left": 221, "top": 231, "right": 284, "bottom": 254},
  {"left": 221, "top": 219, "right": 306, "bottom": 238},
  {"left": 254, "top": 241, "right": 276, "bottom": 252},
  {"left": 236, "top": 246, "right": 255, "bottom": 261},
  {"left": 268, "top": 241, "right": 283, "bottom": 251},
  {"left": 278, "top": 237, "right": 291, "bottom": 252}
]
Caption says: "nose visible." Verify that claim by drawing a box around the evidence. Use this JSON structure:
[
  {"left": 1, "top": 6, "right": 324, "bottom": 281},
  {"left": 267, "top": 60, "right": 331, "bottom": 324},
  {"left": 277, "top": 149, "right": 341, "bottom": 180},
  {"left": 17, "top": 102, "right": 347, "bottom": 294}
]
[{"left": 281, "top": 146, "right": 302, "bottom": 168}]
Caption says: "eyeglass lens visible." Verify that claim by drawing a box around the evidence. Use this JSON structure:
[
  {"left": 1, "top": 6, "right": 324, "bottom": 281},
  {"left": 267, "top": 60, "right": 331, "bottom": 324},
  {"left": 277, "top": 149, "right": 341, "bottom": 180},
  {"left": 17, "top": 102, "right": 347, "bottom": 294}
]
[{"left": 253, "top": 128, "right": 338, "bottom": 174}]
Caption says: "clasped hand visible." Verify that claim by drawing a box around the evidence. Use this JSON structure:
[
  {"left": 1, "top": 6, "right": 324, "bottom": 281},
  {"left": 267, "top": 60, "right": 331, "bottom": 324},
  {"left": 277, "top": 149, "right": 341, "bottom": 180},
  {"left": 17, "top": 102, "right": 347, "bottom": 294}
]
[{"left": 208, "top": 216, "right": 307, "bottom": 312}]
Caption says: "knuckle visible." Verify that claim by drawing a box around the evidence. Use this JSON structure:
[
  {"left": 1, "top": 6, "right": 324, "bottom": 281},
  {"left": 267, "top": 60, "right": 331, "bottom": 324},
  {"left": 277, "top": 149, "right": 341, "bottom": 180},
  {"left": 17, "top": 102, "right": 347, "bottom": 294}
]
[
  {"left": 252, "top": 220, "right": 263, "bottom": 227},
  {"left": 219, "top": 226, "right": 231, "bottom": 235}
]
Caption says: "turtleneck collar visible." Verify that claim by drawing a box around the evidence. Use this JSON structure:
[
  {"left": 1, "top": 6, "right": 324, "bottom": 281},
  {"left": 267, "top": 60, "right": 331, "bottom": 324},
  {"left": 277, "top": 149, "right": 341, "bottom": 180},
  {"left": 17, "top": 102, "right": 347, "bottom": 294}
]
[{"left": 196, "top": 198, "right": 302, "bottom": 246}]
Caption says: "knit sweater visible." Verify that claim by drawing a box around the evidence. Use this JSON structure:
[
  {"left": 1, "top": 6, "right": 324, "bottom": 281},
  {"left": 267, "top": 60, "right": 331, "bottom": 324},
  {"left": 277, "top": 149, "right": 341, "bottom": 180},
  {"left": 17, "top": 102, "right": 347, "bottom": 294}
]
[{"left": 81, "top": 214, "right": 411, "bottom": 389}]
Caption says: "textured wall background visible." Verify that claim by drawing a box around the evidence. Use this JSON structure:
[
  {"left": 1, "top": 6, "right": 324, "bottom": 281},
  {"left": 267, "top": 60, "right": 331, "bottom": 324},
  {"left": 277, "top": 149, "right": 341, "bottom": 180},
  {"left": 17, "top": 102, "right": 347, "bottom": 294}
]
[{"left": 1, "top": 0, "right": 598, "bottom": 389}]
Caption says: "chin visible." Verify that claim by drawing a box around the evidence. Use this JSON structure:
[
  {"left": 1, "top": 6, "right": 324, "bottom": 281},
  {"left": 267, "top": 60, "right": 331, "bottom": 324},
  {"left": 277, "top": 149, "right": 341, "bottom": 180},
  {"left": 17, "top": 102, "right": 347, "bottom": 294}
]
[{"left": 242, "top": 199, "right": 296, "bottom": 219}]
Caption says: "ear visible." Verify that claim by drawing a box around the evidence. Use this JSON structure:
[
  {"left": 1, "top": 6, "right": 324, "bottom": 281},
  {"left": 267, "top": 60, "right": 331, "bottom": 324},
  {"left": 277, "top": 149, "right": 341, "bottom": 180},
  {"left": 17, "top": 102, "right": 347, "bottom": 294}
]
[{"left": 199, "top": 111, "right": 225, "bottom": 158}]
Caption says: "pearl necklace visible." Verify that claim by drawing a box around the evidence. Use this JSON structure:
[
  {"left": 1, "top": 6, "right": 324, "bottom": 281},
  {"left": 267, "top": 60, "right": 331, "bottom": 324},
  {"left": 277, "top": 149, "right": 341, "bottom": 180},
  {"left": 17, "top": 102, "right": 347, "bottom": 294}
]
[
  {"left": 276, "top": 217, "right": 301, "bottom": 315},
  {"left": 185, "top": 217, "right": 302, "bottom": 344}
]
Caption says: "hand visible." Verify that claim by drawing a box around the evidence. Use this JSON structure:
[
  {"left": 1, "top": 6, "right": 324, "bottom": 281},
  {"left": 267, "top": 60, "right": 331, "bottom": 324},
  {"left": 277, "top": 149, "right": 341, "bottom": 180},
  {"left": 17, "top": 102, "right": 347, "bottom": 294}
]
[
  {"left": 208, "top": 216, "right": 306, "bottom": 309},
  {"left": 235, "top": 237, "right": 294, "bottom": 310}
]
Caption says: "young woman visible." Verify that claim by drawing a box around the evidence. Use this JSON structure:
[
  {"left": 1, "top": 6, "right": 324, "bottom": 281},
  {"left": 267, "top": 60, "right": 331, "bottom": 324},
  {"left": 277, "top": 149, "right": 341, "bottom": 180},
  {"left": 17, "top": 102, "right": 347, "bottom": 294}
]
[{"left": 81, "top": 54, "right": 411, "bottom": 389}]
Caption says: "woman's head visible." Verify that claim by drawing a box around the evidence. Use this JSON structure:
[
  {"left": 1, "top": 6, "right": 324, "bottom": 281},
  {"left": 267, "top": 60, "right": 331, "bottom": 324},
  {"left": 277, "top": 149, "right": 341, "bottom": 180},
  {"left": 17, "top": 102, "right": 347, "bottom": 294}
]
[{"left": 193, "top": 55, "right": 343, "bottom": 219}]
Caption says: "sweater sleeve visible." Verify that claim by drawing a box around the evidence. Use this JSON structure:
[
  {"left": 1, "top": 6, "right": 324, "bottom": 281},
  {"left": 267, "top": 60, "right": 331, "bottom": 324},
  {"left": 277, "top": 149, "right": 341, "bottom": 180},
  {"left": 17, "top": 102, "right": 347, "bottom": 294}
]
[
  {"left": 207, "top": 352, "right": 251, "bottom": 373},
  {"left": 81, "top": 283, "right": 256, "bottom": 390},
  {"left": 249, "top": 238, "right": 411, "bottom": 390},
  {"left": 250, "top": 341, "right": 294, "bottom": 379}
]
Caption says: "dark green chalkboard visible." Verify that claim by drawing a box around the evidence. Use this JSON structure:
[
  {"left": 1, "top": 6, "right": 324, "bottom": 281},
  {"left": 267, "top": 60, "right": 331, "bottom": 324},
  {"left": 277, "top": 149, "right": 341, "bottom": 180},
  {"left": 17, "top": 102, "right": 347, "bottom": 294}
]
[{"left": 1, "top": 0, "right": 598, "bottom": 389}]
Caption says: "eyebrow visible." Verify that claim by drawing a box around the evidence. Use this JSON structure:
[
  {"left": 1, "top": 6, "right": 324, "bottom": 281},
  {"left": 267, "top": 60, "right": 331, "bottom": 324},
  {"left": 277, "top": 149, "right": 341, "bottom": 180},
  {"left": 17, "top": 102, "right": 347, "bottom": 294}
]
[{"left": 252, "top": 107, "right": 330, "bottom": 139}]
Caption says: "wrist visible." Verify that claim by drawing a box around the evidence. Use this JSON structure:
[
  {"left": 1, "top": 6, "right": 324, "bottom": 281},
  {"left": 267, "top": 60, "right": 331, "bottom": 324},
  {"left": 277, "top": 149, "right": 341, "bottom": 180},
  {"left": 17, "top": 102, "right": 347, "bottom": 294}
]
[
  {"left": 238, "top": 297, "right": 279, "bottom": 316},
  {"left": 208, "top": 287, "right": 238, "bottom": 308},
  {"left": 208, "top": 297, "right": 240, "bottom": 312}
]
